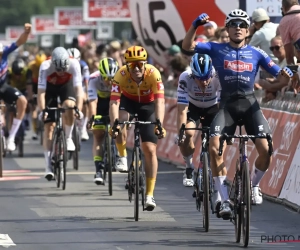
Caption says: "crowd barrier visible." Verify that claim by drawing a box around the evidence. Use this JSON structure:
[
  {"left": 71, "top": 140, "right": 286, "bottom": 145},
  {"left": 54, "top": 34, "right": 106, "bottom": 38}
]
[{"left": 126, "top": 90, "right": 300, "bottom": 208}]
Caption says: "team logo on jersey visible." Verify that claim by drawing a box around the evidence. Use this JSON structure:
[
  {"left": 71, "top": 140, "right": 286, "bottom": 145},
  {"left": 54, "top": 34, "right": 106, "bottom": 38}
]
[
  {"left": 224, "top": 60, "right": 253, "bottom": 72},
  {"left": 157, "top": 83, "right": 164, "bottom": 90},
  {"left": 120, "top": 70, "right": 126, "bottom": 76},
  {"left": 111, "top": 84, "right": 119, "bottom": 92},
  {"left": 268, "top": 60, "right": 275, "bottom": 68}
]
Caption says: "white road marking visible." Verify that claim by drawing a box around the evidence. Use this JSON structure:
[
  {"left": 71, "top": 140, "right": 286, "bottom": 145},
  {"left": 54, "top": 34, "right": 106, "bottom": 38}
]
[{"left": 0, "top": 234, "right": 16, "bottom": 248}]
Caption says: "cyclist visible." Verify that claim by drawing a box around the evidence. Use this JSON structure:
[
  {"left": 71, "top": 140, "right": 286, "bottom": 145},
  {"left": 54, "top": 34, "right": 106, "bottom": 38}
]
[
  {"left": 109, "top": 46, "right": 166, "bottom": 211},
  {"left": 28, "top": 51, "right": 47, "bottom": 140},
  {"left": 67, "top": 48, "right": 90, "bottom": 141},
  {"left": 0, "top": 23, "right": 31, "bottom": 151},
  {"left": 176, "top": 53, "right": 221, "bottom": 190},
  {"left": 86, "top": 57, "right": 119, "bottom": 185},
  {"left": 182, "top": 9, "right": 293, "bottom": 219},
  {"left": 38, "top": 47, "right": 84, "bottom": 180}
]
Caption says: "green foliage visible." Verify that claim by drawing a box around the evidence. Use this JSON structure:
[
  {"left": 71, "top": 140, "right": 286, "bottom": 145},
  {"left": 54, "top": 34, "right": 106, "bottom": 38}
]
[{"left": 0, "top": 0, "right": 83, "bottom": 32}]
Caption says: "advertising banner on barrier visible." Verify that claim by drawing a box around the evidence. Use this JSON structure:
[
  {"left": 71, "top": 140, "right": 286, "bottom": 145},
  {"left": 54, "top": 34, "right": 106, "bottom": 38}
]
[
  {"left": 5, "top": 26, "right": 37, "bottom": 42},
  {"left": 54, "top": 7, "right": 97, "bottom": 29},
  {"left": 83, "top": 0, "right": 131, "bottom": 22},
  {"left": 31, "top": 15, "right": 65, "bottom": 35},
  {"left": 245, "top": 0, "right": 282, "bottom": 17}
]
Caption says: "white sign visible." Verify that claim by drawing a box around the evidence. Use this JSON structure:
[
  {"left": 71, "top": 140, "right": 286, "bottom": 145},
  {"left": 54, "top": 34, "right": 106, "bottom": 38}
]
[
  {"left": 40, "top": 35, "right": 53, "bottom": 48},
  {"left": 96, "top": 22, "right": 114, "bottom": 39},
  {"left": 279, "top": 141, "right": 300, "bottom": 206},
  {"left": 246, "top": 0, "right": 282, "bottom": 17},
  {"left": 31, "top": 15, "right": 65, "bottom": 35},
  {"left": 65, "top": 30, "right": 80, "bottom": 44}
]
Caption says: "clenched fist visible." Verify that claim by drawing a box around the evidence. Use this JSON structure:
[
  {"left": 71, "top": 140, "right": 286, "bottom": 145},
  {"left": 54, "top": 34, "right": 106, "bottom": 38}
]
[{"left": 24, "top": 23, "right": 31, "bottom": 34}]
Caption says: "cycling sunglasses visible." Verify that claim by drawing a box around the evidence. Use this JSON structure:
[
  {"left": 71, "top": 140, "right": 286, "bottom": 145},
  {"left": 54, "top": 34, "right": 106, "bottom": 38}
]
[
  {"left": 103, "top": 76, "right": 113, "bottom": 81},
  {"left": 228, "top": 21, "right": 248, "bottom": 29},
  {"left": 269, "top": 45, "right": 283, "bottom": 51},
  {"left": 126, "top": 61, "right": 146, "bottom": 69},
  {"left": 193, "top": 72, "right": 212, "bottom": 81},
  {"left": 55, "top": 67, "right": 68, "bottom": 72}
]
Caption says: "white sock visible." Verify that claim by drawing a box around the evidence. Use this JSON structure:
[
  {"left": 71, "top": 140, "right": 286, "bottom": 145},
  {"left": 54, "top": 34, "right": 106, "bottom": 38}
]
[
  {"left": 213, "top": 176, "right": 229, "bottom": 202},
  {"left": 183, "top": 155, "right": 194, "bottom": 169},
  {"left": 65, "top": 124, "right": 74, "bottom": 139},
  {"left": 252, "top": 167, "right": 266, "bottom": 187},
  {"left": 81, "top": 117, "right": 88, "bottom": 131},
  {"left": 8, "top": 118, "right": 22, "bottom": 141},
  {"left": 44, "top": 151, "right": 51, "bottom": 169}
]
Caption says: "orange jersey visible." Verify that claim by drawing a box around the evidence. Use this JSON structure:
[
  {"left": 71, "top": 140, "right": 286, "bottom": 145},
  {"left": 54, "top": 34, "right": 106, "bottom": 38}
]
[{"left": 110, "top": 64, "right": 164, "bottom": 103}]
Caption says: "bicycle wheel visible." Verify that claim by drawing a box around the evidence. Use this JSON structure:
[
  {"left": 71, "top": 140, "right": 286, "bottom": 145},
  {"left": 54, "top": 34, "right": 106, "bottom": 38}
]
[
  {"left": 72, "top": 125, "right": 79, "bottom": 170},
  {"left": 106, "top": 132, "right": 113, "bottom": 196},
  {"left": 52, "top": 133, "right": 60, "bottom": 188},
  {"left": 202, "top": 152, "right": 209, "bottom": 232},
  {"left": 0, "top": 128, "right": 3, "bottom": 177},
  {"left": 134, "top": 147, "right": 140, "bottom": 221},
  {"left": 2, "top": 135, "right": 6, "bottom": 158},
  {"left": 234, "top": 172, "right": 242, "bottom": 243},
  {"left": 241, "top": 161, "right": 251, "bottom": 247},
  {"left": 59, "top": 131, "right": 68, "bottom": 190}
]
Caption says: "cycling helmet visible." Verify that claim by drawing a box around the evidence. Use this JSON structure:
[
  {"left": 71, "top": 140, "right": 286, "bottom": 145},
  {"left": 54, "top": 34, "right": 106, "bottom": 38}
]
[
  {"left": 35, "top": 52, "right": 47, "bottom": 67},
  {"left": 12, "top": 58, "right": 26, "bottom": 75},
  {"left": 51, "top": 47, "right": 70, "bottom": 69},
  {"left": 67, "top": 48, "right": 81, "bottom": 60},
  {"left": 225, "top": 9, "right": 250, "bottom": 27},
  {"left": 98, "top": 57, "right": 119, "bottom": 78},
  {"left": 124, "top": 46, "right": 147, "bottom": 62},
  {"left": 190, "top": 53, "right": 213, "bottom": 79}
]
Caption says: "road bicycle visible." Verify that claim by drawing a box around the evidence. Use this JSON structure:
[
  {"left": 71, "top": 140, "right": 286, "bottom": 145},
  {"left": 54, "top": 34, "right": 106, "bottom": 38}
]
[
  {"left": 218, "top": 121, "right": 273, "bottom": 247},
  {"left": 0, "top": 104, "right": 7, "bottom": 177},
  {"left": 112, "top": 114, "right": 162, "bottom": 221}
]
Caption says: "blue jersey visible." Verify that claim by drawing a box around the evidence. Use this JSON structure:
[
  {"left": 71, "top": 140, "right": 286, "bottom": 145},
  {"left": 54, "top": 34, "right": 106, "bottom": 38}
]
[
  {"left": 79, "top": 60, "right": 89, "bottom": 82},
  {"left": 194, "top": 42, "right": 281, "bottom": 96},
  {"left": 0, "top": 42, "right": 18, "bottom": 85}
]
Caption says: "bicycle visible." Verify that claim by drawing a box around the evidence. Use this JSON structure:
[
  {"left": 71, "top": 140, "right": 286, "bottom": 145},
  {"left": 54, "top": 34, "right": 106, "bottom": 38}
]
[
  {"left": 92, "top": 115, "right": 117, "bottom": 196},
  {"left": 178, "top": 123, "right": 215, "bottom": 232},
  {"left": 218, "top": 121, "right": 273, "bottom": 247},
  {"left": 0, "top": 103, "right": 7, "bottom": 177},
  {"left": 112, "top": 114, "right": 163, "bottom": 221},
  {"left": 46, "top": 106, "right": 80, "bottom": 190}
]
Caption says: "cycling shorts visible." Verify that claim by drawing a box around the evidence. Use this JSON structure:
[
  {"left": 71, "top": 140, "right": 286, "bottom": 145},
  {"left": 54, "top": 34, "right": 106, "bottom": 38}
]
[
  {"left": 0, "top": 82, "right": 23, "bottom": 105},
  {"left": 120, "top": 95, "right": 157, "bottom": 144},
  {"left": 187, "top": 102, "right": 219, "bottom": 128},
  {"left": 92, "top": 97, "right": 110, "bottom": 130},
  {"left": 210, "top": 94, "right": 270, "bottom": 141},
  {"left": 44, "top": 81, "right": 76, "bottom": 123}
]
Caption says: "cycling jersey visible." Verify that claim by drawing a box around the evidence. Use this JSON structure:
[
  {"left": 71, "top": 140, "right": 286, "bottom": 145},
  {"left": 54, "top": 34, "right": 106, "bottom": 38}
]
[
  {"left": 87, "top": 70, "right": 111, "bottom": 100},
  {"left": 0, "top": 42, "right": 18, "bottom": 85},
  {"left": 28, "top": 60, "right": 40, "bottom": 84},
  {"left": 110, "top": 64, "right": 164, "bottom": 103},
  {"left": 177, "top": 67, "right": 221, "bottom": 108},
  {"left": 194, "top": 42, "right": 281, "bottom": 96},
  {"left": 80, "top": 60, "right": 90, "bottom": 83},
  {"left": 38, "top": 58, "right": 82, "bottom": 90},
  {"left": 8, "top": 67, "right": 32, "bottom": 91}
]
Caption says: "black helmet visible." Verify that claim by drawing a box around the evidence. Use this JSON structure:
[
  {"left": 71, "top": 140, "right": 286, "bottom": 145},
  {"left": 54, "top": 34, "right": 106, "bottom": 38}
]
[{"left": 12, "top": 58, "right": 25, "bottom": 75}]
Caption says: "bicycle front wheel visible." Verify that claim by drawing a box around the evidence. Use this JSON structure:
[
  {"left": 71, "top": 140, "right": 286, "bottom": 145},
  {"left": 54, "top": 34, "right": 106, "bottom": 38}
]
[
  {"left": 241, "top": 161, "right": 251, "bottom": 247},
  {"left": 0, "top": 128, "right": 4, "bottom": 177},
  {"left": 59, "top": 131, "right": 68, "bottom": 190},
  {"left": 134, "top": 147, "right": 140, "bottom": 221},
  {"left": 52, "top": 132, "right": 60, "bottom": 188},
  {"left": 202, "top": 152, "right": 209, "bottom": 232},
  {"left": 72, "top": 125, "right": 79, "bottom": 170},
  {"left": 106, "top": 132, "right": 113, "bottom": 196}
]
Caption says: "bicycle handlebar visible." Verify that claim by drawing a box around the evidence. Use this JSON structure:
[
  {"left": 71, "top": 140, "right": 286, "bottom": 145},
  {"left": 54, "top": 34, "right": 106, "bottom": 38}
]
[
  {"left": 44, "top": 106, "right": 80, "bottom": 116},
  {"left": 218, "top": 133, "right": 273, "bottom": 156},
  {"left": 178, "top": 123, "right": 210, "bottom": 142}
]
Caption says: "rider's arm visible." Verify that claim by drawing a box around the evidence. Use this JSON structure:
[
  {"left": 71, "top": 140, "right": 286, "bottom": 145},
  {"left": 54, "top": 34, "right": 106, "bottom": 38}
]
[
  {"left": 109, "top": 78, "right": 122, "bottom": 126},
  {"left": 37, "top": 61, "right": 48, "bottom": 110},
  {"left": 176, "top": 75, "right": 189, "bottom": 131},
  {"left": 152, "top": 68, "right": 165, "bottom": 123},
  {"left": 71, "top": 59, "right": 83, "bottom": 110},
  {"left": 87, "top": 78, "right": 97, "bottom": 118},
  {"left": 16, "top": 23, "right": 31, "bottom": 47}
]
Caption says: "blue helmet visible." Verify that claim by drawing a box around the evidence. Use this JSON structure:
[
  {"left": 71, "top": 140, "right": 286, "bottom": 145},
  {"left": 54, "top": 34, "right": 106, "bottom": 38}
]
[{"left": 190, "top": 53, "right": 213, "bottom": 80}]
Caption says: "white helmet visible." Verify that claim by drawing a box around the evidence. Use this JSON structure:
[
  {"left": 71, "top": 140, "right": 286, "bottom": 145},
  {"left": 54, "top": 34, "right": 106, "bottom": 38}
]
[
  {"left": 225, "top": 9, "right": 250, "bottom": 27},
  {"left": 51, "top": 47, "right": 70, "bottom": 69},
  {"left": 67, "top": 48, "right": 81, "bottom": 61}
]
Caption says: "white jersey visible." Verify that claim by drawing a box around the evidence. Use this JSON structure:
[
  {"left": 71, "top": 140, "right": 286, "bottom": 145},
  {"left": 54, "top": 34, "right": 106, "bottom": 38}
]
[
  {"left": 38, "top": 58, "right": 82, "bottom": 89},
  {"left": 87, "top": 70, "right": 111, "bottom": 100},
  {"left": 177, "top": 68, "right": 221, "bottom": 108}
]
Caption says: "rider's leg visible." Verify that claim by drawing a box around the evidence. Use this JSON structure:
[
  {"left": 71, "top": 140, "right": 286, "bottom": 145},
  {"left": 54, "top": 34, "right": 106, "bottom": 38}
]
[
  {"left": 43, "top": 121, "right": 55, "bottom": 180},
  {"left": 92, "top": 128, "right": 105, "bottom": 184},
  {"left": 62, "top": 98, "right": 76, "bottom": 151},
  {"left": 80, "top": 92, "right": 89, "bottom": 141}
]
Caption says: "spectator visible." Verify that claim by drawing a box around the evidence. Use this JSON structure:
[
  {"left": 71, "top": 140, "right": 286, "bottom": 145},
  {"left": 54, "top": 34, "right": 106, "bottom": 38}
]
[
  {"left": 203, "top": 21, "right": 217, "bottom": 39},
  {"left": 165, "top": 44, "right": 181, "bottom": 82},
  {"left": 168, "top": 55, "right": 189, "bottom": 91},
  {"left": 270, "top": 36, "right": 289, "bottom": 67},
  {"left": 107, "top": 40, "right": 122, "bottom": 67},
  {"left": 249, "top": 8, "right": 279, "bottom": 63},
  {"left": 218, "top": 27, "right": 229, "bottom": 43},
  {"left": 279, "top": 0, "right": 300, "bottom": 64}
]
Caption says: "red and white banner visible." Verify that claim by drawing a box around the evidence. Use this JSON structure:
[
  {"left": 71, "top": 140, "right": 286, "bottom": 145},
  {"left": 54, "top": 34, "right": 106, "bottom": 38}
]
[
  {"left": 83, "top": 0, "right": 131, "bottom": 22},
  {"left": 5, "top": 26, "right": 37, "bottom": 42},
  {"left": 31, "top": 15, "right": 65, "bottom": 35},
  {"left": 54, "top": 7, "right": 97, "bottom": 29}
]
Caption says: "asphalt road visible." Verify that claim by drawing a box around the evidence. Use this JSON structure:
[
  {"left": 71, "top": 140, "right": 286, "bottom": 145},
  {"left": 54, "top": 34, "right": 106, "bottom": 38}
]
[{"left": 0, "top": 131, "right": 299, "bottom": 249}]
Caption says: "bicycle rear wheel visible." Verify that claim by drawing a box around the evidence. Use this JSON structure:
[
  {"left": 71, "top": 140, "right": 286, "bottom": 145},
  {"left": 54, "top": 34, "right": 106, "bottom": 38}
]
[
  {"left": 106, "top": 132, "right": 113, "bottom": 196},
  {"left": 52, "top": 132, "right": 60, "bottom": 188},
  {"left": 202, "top": 152, "right": 209, "bottom": 232},
  {"left": 0, "top": 128, "right": 3, "bottom": 177},
  {"left": 59, "top": 131, "right": 68, "bottom": 190},
  {"left": 241, "top": 161, "right": 251, "bottom": 247},
  {"left": 134, "top": 147, "right": 140, "bottom": 221},
  {"left": 72, "top": 125, "right": 79, "bottom": 170}
]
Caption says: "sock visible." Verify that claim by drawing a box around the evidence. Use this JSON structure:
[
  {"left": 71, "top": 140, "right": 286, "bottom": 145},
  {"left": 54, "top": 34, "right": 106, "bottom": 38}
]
[
  {"left": 81, "top": 117, "right": 88, "bottom": 131},
  {"left": 65, "top": 124, "right": 74, "bottom": 139},
  {"left": 213, "top": 176, "right": 229, "bottom": 202},
  {"left": 94, "top": 156, "right": 103, "bottom": 172},
  {"left": 146, "top": 177, "right": 156, "bottom": 197},
  {"left": 8, "top": 118, "right": 22, "bottom": 141},
  {"left": 44, "top": 151, "right": 51, "bottom": 169},
  {"left": 116, "top": 141, "right": 127, "bottom": 157},
  {"left": 183, "top": 154, "right": 194, "bottom": 169},
  {"left": 252, "top": 167, "right": 266, "bottom": 187}
]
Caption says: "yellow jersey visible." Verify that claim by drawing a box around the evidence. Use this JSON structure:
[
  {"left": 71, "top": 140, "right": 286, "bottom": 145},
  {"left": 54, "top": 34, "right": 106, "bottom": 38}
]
[
  {"left": 110, "top": 64, "right": 164, "bottom": 103},
  {"left": 28, "top": 60, "right": 40, "bottom": 84},
  {"left": 8, "top": 67, "right": 32, "bottom": 91}
]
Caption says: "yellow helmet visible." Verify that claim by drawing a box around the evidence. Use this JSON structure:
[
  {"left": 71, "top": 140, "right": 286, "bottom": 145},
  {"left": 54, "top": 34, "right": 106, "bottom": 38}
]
[
  {"left": 35, "top": 52, "right": 47, "bottom": 67},
  {"left": 124, "top": 46, "right": 147, "bottom": 62}
]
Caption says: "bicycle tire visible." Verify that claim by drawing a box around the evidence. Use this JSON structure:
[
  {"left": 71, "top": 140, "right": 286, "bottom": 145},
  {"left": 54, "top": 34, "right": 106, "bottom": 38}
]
[
  {"left": 241, "top": 161, "right": 251, "bottom": 247},
  {"left": 0, "top": 128, "right": 3, "bottom": 177},
  {"left": 2, "top": 136, "right": 6, "bottom": 158},
  {"left": 39, "top": 120, "right": 44, "bottom": 146},
  {"left": 134, "top": 147, "right": 140, "bottom": 221},
  {"left": 18, "top": 136, "right": 24, "bottom": 157},
  {"left": 60, "top": 131, "right": 68, "bottom": 190},
  {"left": 202, "top": 152, "right": 209, "bottom": 232},
  {"left": 107, "top": 132, "right": 113, "bottom": 196},
  {"left": 234, "top": 172, "right": 242, "bottom": 243},
  {"left": 72, "top": 126, "right": 79, "bottom": 170},
  {"left": 51, "top": 131, "right": 60, "bottom": 188}
]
